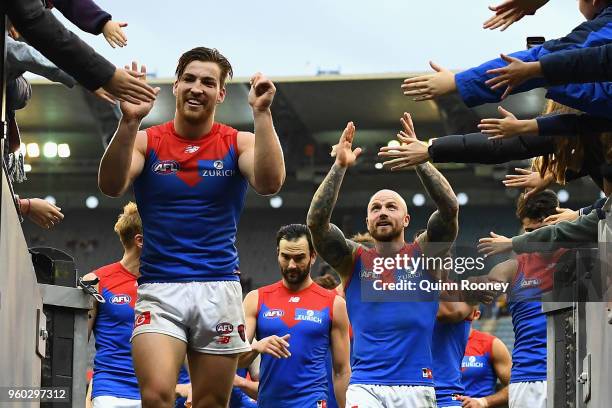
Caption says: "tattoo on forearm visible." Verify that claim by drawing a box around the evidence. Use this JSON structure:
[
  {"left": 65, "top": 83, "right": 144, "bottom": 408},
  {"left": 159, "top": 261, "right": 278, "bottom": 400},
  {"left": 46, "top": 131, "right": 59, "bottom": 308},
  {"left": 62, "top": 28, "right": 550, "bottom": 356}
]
[
  {"left": 415, "top": 163, "right": 459, "bottom": 244},
  {"left": 415, "top": 163, "right": 458, "bottom": 220},
  {"left": 307, "top": 164, "right": 356, "bottom": 269},
  {"left": 307, "top": 164, "right": 346, "bottom": 228}
]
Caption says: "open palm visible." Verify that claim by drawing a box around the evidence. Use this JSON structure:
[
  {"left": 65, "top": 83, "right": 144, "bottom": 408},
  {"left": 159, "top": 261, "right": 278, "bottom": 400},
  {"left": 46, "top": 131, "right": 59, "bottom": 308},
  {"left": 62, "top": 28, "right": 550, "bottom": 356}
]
[{"left": 334, "top": 122, "right": 362, "bottom": 167}]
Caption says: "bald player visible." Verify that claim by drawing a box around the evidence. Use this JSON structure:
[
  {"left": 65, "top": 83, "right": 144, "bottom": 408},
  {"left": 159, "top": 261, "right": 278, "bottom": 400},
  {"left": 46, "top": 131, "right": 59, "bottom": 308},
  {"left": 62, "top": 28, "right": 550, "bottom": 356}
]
[{"left": 307, "top": 118, "right": 459, "bottom": 407}]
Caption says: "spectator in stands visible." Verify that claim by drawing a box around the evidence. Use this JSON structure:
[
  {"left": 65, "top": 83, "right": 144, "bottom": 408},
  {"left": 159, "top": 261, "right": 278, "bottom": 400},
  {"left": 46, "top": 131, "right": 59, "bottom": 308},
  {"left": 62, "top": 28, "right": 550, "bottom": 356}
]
[
  {"left": 402, "top": 1, "right": 612, "bottom": 118},
  {"left": 458, "top": 306, "right": 511, "bottom": 408},
  {"left": 3, "top": 0, "right": 158, "bottom": 104}
]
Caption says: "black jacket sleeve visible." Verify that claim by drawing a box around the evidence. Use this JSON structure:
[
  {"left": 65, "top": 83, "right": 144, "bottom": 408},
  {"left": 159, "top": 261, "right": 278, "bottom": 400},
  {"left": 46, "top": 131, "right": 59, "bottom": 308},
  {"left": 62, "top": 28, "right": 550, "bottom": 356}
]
[
  {"left": 5, "top": 0, "right": 115, "bottom": 91},
  {"left": 536, "top": 113, "right": 612, "bottom": 137},
  {"left": 579, "top": 197, "right": 607, "bottom": 216},
  {"left": 539, "top": 43, "right": 612, "bottom": 85},
  {"left": 52, "top": 0, "right": 112, "bottom": 35},
  {"left": 428, "top": 132, "right": 557, "bottom": 164}
]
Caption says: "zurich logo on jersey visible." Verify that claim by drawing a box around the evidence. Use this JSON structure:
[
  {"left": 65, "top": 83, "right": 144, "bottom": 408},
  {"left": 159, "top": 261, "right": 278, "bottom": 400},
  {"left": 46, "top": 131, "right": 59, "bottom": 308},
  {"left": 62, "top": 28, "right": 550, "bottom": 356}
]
[
  {"left": 110, "top": 294, "right": 131, "bottom": 305},
  {"left": 295, "top": 308, "right": 323, "bottom": 324},
  {"left": 214, "top": 160, "right": 224, "bottom": 169},
  {"left": 462, "top": 355, "right": 485, "bottom": 369},
  {"left": 521, "top": 278, "right": 541, "bottom": 288},
  {"left": 152, "top": 160, "right": 179, "bottom": 175},
  {"left": 263, "top": 309, "right": 284, "bottom": 318}
]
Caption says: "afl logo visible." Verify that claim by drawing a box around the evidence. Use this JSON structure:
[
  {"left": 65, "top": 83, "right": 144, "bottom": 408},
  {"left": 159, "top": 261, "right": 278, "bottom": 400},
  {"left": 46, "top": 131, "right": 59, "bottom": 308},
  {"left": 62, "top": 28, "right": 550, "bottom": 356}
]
[
  {"left": 152, "top": 160, "right": 179, "bottom": 175},
  {"left": 213, "top": 160, "right": 224, "bottom": 170},
  {"left": 216, "top": 322, "right": 234, "bottom": 335},
  {"left": 110, "top": 294, "right": 131, "bottom": 305},
  {"left": 263, "top": 309, "right": 284, "bottom": 319}
]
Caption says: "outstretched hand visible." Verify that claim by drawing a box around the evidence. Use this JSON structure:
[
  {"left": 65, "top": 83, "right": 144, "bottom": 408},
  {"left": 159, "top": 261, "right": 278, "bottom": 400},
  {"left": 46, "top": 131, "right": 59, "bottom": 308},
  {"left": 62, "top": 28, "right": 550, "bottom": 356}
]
[
  {"left": 103, "top": 62, "right": 159, "bottom": 105},
  {"left": 378, "top": 112, "right": 429, "bottom": 170},
  {"left": 478, "top": 106, "right": 535, "bottom": 140},
  {"left": 118, "top": 62, "right": 159, "bottom": 120},
  {"left": 503, "top": 168, "right": 554, "bottom": 199},
  {"left": 485, "top": 54, "right": 542, "bottom": 99},
  {"left": 334, "top": 122, "right": 362, "bottom": 168},
  {"left": 483, "top": 0, "right": 549, "bottom": 31},
  {"left": 477, "top": 231, "right": 513, "bottom": 257},
  {"left": 401, "top": 61, "right": 456, "bottom": 101},
  {"left": 102, "top": 20, "right": 128, "bottom": 48}
]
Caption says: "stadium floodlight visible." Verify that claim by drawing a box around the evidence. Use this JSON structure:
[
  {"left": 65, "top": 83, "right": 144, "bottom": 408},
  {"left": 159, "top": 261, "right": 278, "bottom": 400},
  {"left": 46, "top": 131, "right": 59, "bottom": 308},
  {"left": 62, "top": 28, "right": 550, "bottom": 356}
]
[
  {"left": 387, "top": 140, "right": 401, "bottom": 148},
  {"left": 86, "top": 196, "right": 99, "bottom": 209},
  {"left": 58, "top": 143, "right": 71, "bottom": 158},
  {"left": 269, "top": 196, "right": 283, "bottom": 209},
  {"left": 43, "top": 142, "right": 58, "bottom": 158},
  {"left": 26, "top": 143, "right": 40, "bottom": 158},
  {"left": 457, "top": 192, "right": 469, "bottom": 206},
  {"left": 412, "top": 193, "right": 426, "bottom": 207},
  {"left": 44, "top": 196, "right": 56, "bottom": 206},
  {"left": 375, "top": 163, "right": 384, "bottom": 170},
  {"left": 23, "top": 164, "right": 32, "bottom": 172},
  {"left": 557, "top": 189, "right": 569, "bottom": 203}
]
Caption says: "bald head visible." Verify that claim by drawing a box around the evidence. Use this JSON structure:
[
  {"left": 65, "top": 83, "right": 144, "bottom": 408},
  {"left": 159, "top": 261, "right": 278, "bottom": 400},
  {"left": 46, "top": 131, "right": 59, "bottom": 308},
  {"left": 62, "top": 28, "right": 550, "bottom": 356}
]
[
  {"left": 366, "top": 189, "right": 410, "bottom": 242},
  {"left": 368, "top": 189, "right": 408, "bottom": 215}
]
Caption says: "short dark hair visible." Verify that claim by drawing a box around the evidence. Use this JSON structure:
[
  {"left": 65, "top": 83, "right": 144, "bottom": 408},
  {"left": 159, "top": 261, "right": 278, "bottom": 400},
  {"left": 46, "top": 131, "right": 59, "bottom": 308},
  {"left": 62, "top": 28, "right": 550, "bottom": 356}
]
[
  {"left": 175, "top": 47, "right": 233, "bottom": 87},
  {"left": 516, "top": 189, "right": 559, "bottom": 220},
  {"left": 276, "top": 224, "right": 314, "bottom": 254}
]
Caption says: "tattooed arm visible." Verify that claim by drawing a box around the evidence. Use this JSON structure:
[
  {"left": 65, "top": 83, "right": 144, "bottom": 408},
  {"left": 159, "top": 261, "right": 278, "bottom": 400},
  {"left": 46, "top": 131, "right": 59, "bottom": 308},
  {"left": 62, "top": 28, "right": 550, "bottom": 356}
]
[
  {"left": 307, "top": 123, "right": 362, "bottom": 282},
  {"left": 415, "top": 161, "right": 459, "bottom": 257}
]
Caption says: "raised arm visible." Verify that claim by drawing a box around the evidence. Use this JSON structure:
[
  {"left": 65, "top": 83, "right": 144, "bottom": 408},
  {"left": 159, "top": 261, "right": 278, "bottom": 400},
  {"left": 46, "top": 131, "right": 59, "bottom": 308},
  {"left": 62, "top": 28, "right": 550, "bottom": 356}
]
[
  {"left": 238, "top": 73, "right": 285, "bottom": 195},
  {"left": 98, "top": 63, "right": 155, "bottom": 197},
  {"left": 307, "top": 122, "right": 362, "bottom": 281}
]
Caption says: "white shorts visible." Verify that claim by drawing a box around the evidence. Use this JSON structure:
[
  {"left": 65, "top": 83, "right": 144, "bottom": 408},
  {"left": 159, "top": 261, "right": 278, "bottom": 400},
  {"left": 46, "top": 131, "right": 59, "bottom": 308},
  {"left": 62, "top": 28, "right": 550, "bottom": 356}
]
[
  {"left": 509, "top": 381, "right": 546, "bottom": 408},
  {"left": 92, "top": 396, "right": 141, "bottom": 408},
  {"left": 346, "top": 384, "right": 436, "bottom": 408},
  {"left": 131, "top": 281, "right": 251, "bottom": 354}
]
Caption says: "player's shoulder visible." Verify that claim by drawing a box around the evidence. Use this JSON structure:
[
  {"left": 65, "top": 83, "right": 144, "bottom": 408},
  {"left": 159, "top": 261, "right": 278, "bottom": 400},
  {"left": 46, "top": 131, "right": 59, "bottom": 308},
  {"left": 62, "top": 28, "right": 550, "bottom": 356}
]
[
  {"left": 91, "top": 262, "right": 123, "bottom": 279},
  {"left": 259, "top": 281, "right": 283, "bottom": 295},
  {"left": 310, "top": 282, "right": 338, "bottom": 299}
]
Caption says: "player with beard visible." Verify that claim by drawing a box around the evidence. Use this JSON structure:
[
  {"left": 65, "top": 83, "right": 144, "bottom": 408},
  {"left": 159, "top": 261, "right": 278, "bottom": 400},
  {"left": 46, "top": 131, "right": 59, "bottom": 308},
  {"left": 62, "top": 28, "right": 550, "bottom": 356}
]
[
  {"left": 307, "top": 116, "right": 459, "bottom": 407},
  {"left": 241, "top": 224, "right": 351, "bottom": 407},
  {"left": 98, "top": 47, "right": 285, "bottom": 408}
]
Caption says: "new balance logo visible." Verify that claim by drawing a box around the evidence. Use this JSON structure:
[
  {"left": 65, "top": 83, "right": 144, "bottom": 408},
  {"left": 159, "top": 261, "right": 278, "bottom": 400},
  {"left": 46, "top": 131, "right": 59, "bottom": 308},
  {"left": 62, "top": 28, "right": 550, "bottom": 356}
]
[{"left": 289, "top": 297, "right": 300, "bottom": 303}]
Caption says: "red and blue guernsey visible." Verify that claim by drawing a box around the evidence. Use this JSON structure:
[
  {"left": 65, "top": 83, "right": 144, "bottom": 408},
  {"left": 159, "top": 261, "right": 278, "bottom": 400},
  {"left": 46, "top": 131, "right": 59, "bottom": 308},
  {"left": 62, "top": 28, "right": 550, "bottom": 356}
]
[
  {"left": 92, "top": 262, "right": 140, "bottom": 400},
  {"left": 133, "top": 121, "right": 248, "bottom": 283},
  {"left": 461, "top": 330, "right": 497, "bottom": 398},
  {"left": 345, "top": 243, "right": 439, "bottom": 386},
  {"left": 508, "top": 250, "right": 565, "bottom": 383},
  {"left": 256, "top": 281, "right": 336, "bottom": 408},
  {"left": 432, "top": 319, "right": 471, "bottom": 406}
]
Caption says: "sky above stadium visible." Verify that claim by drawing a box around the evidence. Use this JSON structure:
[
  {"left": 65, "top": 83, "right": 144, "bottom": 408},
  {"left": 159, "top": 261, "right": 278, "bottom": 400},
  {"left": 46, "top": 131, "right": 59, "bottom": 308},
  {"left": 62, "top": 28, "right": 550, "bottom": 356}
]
[{"left": 54, "top": 0, "right": 582, "bottom": 79}]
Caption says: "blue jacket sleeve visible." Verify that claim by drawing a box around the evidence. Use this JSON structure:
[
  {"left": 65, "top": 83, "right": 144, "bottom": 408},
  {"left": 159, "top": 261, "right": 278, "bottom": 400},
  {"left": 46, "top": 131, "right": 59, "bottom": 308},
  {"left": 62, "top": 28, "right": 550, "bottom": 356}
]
[
  {"left": 455, "top": 6, "right": 612, "bottom": 117},
  {"left": 540, "top": 43, "right": 612, "bottom": 84},
  {"left": 536, "top": 113, "right": 612, "bottom": 137},
  {"left": 52, "top": 0, "right": 112, "bottom": 35}
]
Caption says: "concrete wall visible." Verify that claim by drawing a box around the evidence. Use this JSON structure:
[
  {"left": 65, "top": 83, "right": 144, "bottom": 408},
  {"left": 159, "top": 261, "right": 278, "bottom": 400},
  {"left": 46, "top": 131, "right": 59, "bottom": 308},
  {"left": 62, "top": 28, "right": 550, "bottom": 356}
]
[{"left": 0, "top": 172, "right": 42, "bottom": 406}]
